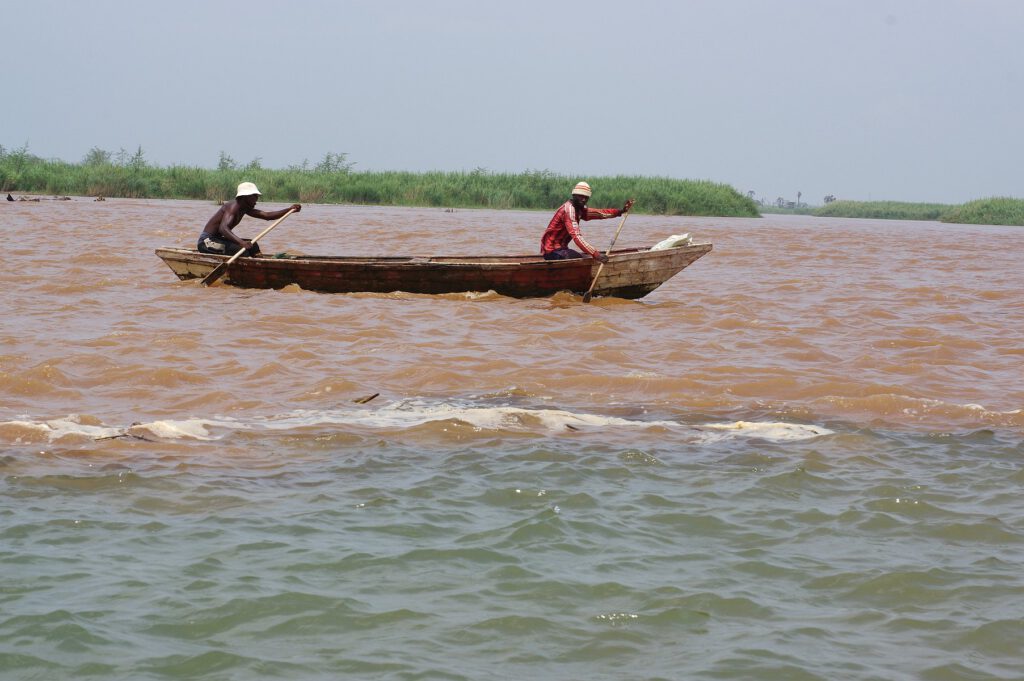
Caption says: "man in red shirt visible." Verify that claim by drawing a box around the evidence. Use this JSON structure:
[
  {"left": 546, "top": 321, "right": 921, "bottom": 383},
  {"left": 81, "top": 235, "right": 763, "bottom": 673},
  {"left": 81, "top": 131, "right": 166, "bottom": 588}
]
[{"left": 540, "top": 181, "right": 634, "bottom": 262}]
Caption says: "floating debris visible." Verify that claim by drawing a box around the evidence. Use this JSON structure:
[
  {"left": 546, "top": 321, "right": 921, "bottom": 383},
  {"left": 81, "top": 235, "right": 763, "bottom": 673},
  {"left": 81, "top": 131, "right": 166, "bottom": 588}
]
[
  {"left": 353, "top": 393, "right": 380, "bottom": 404},
  {"left": 94, "top": 431, "right": 155, "bottom": 442},
  {"left": 94, "top": 422, "right": 155, "bottom": 442}
]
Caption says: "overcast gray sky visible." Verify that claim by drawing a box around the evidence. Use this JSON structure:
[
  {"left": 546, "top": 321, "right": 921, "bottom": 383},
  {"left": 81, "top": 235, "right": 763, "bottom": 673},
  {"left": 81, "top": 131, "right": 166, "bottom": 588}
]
[{"left": 5, "top": 0, "right": 1021, "bottom": 205}]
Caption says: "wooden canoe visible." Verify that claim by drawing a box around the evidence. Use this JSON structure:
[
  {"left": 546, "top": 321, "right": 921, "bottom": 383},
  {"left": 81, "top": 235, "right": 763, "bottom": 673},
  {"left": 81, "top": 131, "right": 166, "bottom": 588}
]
[{"left": 154, "top": 243, "right": 712, "bottom": 299}]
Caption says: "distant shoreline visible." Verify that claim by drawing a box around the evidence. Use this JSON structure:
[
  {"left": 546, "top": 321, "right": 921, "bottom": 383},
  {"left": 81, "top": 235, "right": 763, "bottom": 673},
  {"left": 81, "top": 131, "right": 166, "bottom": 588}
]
[
  {"left": 2, "top": 147, "right": 1021, "bottom": 224},
  {"left": 763, "top": 198, "right": 1024, "bottom": 225}
]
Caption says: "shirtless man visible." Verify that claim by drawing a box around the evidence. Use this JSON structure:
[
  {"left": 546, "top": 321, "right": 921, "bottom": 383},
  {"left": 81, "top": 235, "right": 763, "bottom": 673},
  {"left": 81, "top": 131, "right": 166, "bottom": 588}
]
[{"left": 197, "top": 182, "right": 301, "bottom": 256}]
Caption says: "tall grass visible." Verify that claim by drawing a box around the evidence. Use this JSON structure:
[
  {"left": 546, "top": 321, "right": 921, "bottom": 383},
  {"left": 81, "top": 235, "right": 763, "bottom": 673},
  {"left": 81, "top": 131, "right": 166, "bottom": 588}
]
[
  {"left": 812, "top": 200, "right": 952, "bottom": 221},
  {"left": 940, "top": 197, "right": 1024, "bottom": 226},
  {"left": 0, "top": 147, "right": 759, "bottom": 217},
  {"left": 811, "top": 198, "right": 1024, "bottom": 225}
]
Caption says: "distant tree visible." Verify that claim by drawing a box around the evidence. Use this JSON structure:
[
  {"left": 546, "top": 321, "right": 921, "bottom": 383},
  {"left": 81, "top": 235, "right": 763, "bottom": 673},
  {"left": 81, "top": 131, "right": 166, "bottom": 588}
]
[
  {"left": 245, "top": 156, "right": 263, "bottom": 171},
  {"left": 315, "top": 152, "right": 354, "bottom": 173},
  {"left": 6, "top": 142, "right": 33, "bottom": 172},
  {"left": 83, "top": 147, "right": 112, "bottom": 166},
  {"left": 824, "top": 194, "right": 836, "bottom": 204},
  {"left": 217, "top": 151, "right": 237, "bottom": 171},
  {"left": 128, "top": 145, "right": 147, "bottom": 170}
]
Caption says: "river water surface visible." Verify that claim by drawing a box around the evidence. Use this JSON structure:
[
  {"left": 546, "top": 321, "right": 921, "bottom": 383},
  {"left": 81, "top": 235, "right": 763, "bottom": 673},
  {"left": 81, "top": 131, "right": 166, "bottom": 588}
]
[{"left": 2, "top": 199, "right": 1022, "bottom": 680}]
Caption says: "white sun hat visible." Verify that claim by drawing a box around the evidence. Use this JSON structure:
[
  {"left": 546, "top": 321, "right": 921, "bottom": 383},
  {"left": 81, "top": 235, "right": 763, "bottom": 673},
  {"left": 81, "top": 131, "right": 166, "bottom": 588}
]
[
  {"left": 236, "top": 181, "right": 262, "bottom": 197},
  {"left": 572, "top": 181, "right": 592, "bottom": 197}
]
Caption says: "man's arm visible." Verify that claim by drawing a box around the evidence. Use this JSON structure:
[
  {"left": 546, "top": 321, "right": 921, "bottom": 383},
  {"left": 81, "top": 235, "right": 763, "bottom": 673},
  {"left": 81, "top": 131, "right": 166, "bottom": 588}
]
[
  {"left": 581, "top": 198, "right": 634, "bottom": 221},
  {"left": 581, "top": 207, "right": 620, "bottom": 221},
  {"left": 248, "top": 204, "right": 302, "bottom": 220}
]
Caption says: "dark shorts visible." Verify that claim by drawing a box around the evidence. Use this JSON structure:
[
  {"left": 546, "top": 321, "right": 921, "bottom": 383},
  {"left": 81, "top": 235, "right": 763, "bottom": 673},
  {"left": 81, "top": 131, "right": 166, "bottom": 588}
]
[
  {"left": 543, "top": 248, "right": 584, "bottom": 260},
  {"left": 197, "top": 234, "right": 259, "bottom": 256}
]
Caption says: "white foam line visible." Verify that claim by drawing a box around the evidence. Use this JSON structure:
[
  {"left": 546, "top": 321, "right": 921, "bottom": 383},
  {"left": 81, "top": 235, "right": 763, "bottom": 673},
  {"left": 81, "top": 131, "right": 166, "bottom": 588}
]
[
  {"left": 251, "top": 402, "right": 832, "bottom": 442},
  {"left": 2, "top": 402, "right": 833, "bottom": 444},
  {"left": 694, "top": 420, "right": 833, "bottom": 442},
  {"left": 3, "top": 417, "right": 125, "bottom": 441}
]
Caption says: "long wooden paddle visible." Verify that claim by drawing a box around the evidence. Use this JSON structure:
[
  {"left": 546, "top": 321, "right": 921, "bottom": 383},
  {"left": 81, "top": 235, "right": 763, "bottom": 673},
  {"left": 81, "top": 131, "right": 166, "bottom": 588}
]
[
  {"left": 200, "top": 208, "right": 296, "bottom": 287},
  {"left": 582, "top": 211, "right": 630, "bottom": 303}
]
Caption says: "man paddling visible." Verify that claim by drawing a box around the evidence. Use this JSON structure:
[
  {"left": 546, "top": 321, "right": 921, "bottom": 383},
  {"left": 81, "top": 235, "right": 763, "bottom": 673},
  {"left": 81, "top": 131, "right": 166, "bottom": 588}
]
[
  {"left": 198, "top": 182, "right": 301, "bottom": 257},
  {"left": 540, "top": 181, "right": 634, "bottom": 262}
]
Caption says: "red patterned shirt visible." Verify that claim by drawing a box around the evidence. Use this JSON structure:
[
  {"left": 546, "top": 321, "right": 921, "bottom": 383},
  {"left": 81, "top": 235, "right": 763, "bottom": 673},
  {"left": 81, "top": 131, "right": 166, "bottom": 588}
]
[{"left": 540, "top": 201, "right": 623, "bottom": 258}]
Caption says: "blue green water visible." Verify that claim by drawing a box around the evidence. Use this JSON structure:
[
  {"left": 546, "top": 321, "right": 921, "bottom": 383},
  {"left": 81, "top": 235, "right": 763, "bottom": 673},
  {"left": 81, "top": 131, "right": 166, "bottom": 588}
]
[{"left": 3, "top": 415, "right": 1022, "bottom": 680}]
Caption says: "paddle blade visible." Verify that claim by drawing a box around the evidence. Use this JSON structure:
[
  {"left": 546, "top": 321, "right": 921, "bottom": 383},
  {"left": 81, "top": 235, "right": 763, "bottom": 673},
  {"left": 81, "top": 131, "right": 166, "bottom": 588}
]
[
  {"left": 582, "top": 261, "right": 606, "bottom": 303},
  {"left": 199, "top": 261, "right": 229, "bottom": 287}
]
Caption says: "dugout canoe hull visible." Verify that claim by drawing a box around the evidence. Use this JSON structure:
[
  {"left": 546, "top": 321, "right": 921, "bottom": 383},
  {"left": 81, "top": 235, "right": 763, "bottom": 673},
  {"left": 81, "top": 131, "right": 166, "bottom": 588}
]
[{"left": 154, "top": 243, "right": 712, "bottom": 299}]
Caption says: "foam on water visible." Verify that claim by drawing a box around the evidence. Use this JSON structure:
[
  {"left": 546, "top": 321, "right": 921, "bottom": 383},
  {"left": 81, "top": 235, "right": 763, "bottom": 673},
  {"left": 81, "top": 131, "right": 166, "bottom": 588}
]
[
  {"left": 137, "top": 418, "right": 222, "bottom": 440},
  {"left": 697, "top": 420, "right": 833, "bottom": 441},
  {"left": 1, "top": 415, "right": 125, "bottom": 442},
  {"left": 0, "top": 400, "right": 833, "bottom": 444},
  {"left": 0, "top": 415, "right": 222, "bottom": 443}
]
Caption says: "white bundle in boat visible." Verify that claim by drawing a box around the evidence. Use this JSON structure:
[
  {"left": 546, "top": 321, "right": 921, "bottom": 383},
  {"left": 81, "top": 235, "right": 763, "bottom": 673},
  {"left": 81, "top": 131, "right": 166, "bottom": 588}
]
[{"left": 650, "top": 233, "right": 692, "bottom": 250}]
